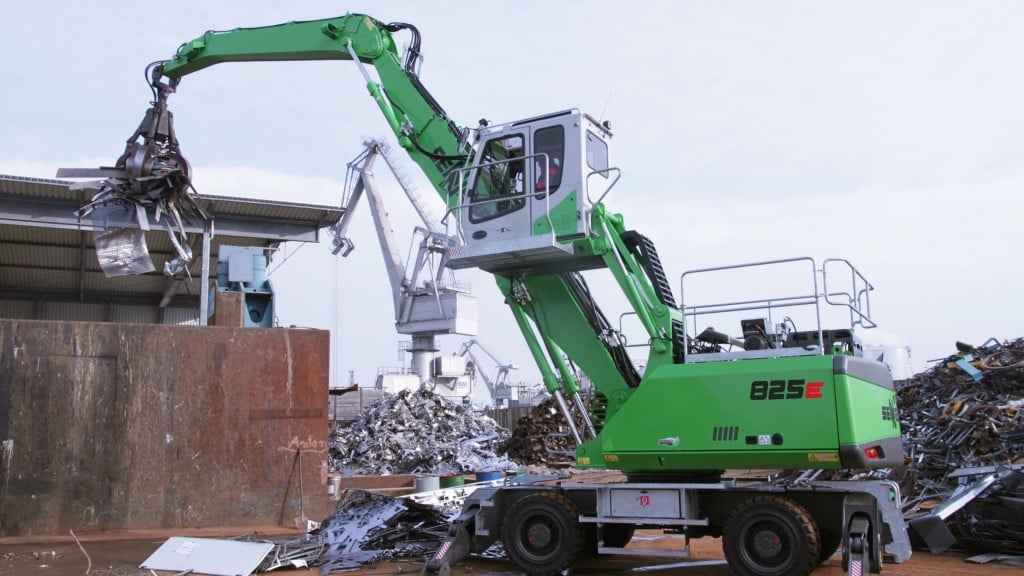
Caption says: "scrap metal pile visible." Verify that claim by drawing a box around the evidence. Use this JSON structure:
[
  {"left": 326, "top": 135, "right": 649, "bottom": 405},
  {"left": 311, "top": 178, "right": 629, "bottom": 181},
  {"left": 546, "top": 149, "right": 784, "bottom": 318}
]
[
  {"left": 311, "top": 489, "right": 448, "bottom": 572},
  {"left": 329, "top": 388, "right": 515, "bottom": 475},
  {"left": 500, "top": 395, "right": 586, "bottom": 466},
  {"left": 254, "top": 489, "right": 450, "bottom": 572},
  {"left": 897, "top": 337, "right": 1024, "bottom": 552}
]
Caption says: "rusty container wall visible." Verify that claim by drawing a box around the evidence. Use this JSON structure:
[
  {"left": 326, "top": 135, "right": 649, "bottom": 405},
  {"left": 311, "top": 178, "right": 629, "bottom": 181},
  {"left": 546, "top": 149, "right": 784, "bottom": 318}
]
[{"left": 0, "top": 319, "right": 330, "bottom": 536}]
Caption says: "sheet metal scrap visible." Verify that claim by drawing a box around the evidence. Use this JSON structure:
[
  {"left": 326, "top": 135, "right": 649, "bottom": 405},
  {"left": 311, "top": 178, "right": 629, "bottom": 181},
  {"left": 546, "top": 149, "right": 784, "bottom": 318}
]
[
  {"left": 259, "top": 535, "right": 326, "bottom": 571},
  {"left": 310, "top": 489, "right": 450, "bottom": 573},
  {"left": 950, "top": 469, "right": 1024, "bottom": 555},
  {"left": 330, "top": 388, "right": 515, "bottom": 475},
  {"left": 271, "top": 479, "right": 555, "bottom": 572},
  {"left": 896, "top": 337, "right": 1024, "bottom": 553},
  {"left": 57, "top": 63, "right": 208, "bottom": 277}
]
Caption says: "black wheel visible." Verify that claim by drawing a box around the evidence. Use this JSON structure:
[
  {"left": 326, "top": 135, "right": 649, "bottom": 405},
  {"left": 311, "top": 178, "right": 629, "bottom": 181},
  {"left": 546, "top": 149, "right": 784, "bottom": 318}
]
[
  {"left": 722, "top": 496, "right": 820, "bottom": 576},
  {"left": 502, "top": 492, "right": 582, "bottom": 575},
  {"left": 817, "top": 530, "right": 842, "bottom": 564}
]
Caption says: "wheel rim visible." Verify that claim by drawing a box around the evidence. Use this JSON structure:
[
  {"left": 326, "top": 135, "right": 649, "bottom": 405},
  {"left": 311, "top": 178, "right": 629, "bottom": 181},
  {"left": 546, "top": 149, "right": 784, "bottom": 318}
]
[
  {"left": 527, "top": 521, "right": 554, "bottom": 548},
  {"left": 515, "top": 512, "right": 561, "bottom": 562},
  {"left": 738, "top": 516, "right": 796, "bottom": 571}
]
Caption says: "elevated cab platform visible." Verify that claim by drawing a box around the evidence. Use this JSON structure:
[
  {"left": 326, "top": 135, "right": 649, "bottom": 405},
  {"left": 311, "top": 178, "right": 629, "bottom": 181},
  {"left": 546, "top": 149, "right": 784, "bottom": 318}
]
[
  {"left": 446, "top": 231, "right": 575, "bottom": 273},
  {"left": 447, "top": 110, "right": 616, "bottom": 274}
]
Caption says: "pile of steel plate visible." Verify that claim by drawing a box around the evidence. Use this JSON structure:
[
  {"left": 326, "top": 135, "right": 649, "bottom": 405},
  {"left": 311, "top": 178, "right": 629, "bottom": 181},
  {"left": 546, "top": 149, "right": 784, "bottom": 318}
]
[
  {"left": 313, "top": 489, "right": 449, "bottom": 571},
  {"left": 257, "top": 489, "right": 451, "bottom": 572},
  {"left": 329, "top": 388, "right": 515, "bottom": 475}
]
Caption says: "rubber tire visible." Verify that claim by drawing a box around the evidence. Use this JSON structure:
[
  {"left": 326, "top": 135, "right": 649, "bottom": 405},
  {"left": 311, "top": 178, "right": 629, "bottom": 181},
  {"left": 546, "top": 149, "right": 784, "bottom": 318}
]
[
  {"left": 722, "top": 496, "right": 820, "bottom": 576},
  {"left": 502, "top": 492, "right": 582, "bottom": 576},
  {"left": 817, "top": 530, "right": 842, "bottom": 564}
]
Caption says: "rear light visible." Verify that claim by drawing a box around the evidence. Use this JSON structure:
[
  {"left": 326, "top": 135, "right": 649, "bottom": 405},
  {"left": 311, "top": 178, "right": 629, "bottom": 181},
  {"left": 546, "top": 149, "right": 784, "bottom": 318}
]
[{"left": 864, "top": 446, "right": 883, "bottom": 459}]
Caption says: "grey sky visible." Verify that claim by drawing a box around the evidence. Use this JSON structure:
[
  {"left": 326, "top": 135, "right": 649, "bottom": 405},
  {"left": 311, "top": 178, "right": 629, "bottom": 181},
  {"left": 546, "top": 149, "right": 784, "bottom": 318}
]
[{"left": 3, "top": 1, "right": 1021, "bottom": 393}]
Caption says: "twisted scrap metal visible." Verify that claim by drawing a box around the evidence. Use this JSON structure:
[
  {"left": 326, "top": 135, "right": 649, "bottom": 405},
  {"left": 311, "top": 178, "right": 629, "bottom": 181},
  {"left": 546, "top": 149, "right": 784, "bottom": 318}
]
[
  {"left": 59, "top": 62, "right": 208, "bottom": 277},
  {"left": 897, "top": 337, "right": 1024, "bottom": 552},
  {"left": 329, "top": 388, "right": 514, "bottom": 475}
]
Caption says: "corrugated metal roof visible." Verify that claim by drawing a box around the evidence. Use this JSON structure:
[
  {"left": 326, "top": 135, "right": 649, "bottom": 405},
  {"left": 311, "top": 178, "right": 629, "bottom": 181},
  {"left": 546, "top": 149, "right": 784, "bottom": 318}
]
[
  {"left": 0, "top": 173, "right": 343, "bottom": 320},
  {"left": 198, "top": 194, "right": 340, "bottom": 226},
  {"left": 0, "top": 174, "right": 89, "bottom": 200},
  {"left": 0, "top": 226, "right": 81, "bottom": 244},
  {"left": 0, "top": 174, "right": 339, "bottom": 226}
]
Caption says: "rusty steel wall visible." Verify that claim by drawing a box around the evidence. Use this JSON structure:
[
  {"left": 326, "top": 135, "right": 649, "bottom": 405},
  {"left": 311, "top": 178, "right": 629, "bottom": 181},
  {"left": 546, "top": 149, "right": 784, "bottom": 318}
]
[{"left": 0, "top": 319, "right": 330, "bottom": 536}]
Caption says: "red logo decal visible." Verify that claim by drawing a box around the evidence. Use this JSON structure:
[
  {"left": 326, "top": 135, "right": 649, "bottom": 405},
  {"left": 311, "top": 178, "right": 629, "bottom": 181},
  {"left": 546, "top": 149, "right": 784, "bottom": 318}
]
[{"left": 806, "top": 381, "right": 824, "bottom": 399}]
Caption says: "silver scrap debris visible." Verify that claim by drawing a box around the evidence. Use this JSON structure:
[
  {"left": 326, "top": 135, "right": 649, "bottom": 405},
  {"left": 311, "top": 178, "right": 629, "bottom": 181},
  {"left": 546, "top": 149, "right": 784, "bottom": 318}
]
[
  {"left": 59, "top": 62, "right": 208, "bottom": 278},
  {"left": 90, "top": 204, "right": 157, "bottom": 276},
  {"left": 259, "top": 535, "right": 326, "bottom": 572},
  {"left": 330, "top": 388, "right": 516, "bottom": 475},
  {"left": 966, "top": 552, "right": 1024, "bottom": 567},
  {"left": 309, "top": 489, "right": 451, "bottom": 573}
]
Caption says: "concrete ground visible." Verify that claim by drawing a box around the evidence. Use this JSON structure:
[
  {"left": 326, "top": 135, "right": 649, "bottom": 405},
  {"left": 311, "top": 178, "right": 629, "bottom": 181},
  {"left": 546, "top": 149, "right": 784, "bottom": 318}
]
[{"left": 0, "top": 526, "right": 1018, "bottom": 576}]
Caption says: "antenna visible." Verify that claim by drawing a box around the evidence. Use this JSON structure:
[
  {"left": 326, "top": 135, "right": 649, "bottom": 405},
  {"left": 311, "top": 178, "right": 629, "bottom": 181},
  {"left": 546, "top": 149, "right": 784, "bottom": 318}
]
[{"left": 599, "top": 93, "right": 613, "bottom": 123}]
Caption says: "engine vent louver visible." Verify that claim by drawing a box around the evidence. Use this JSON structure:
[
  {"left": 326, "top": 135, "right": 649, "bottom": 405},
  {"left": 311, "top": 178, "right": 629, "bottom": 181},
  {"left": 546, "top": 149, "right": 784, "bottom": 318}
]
[{"left": 712, "top": 426, "right": 739, "bottom": 442}]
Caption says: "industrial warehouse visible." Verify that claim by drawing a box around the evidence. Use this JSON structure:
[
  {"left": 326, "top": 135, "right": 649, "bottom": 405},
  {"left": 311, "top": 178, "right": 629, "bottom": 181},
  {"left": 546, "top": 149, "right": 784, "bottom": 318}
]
[{"left": 2, "top": 6, "right": 1023, "bottom": 576}]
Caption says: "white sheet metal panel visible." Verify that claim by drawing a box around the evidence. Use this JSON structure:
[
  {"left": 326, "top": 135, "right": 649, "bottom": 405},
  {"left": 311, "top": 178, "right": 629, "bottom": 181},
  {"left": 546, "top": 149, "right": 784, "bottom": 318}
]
[{"left": 140, "top": 536, "right": 275, "bottom": 576}]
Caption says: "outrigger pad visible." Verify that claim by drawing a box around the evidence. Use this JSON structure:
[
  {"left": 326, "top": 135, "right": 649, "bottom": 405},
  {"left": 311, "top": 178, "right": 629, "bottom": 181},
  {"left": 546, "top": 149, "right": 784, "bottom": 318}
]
[{"left": 908, "top": 514, "right": 957, "bottom": 554}]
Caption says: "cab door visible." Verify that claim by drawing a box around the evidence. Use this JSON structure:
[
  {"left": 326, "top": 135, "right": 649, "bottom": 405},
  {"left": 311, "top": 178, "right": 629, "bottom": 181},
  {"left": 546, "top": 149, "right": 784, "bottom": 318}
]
[
  {"left": 527, "top": 119, "right": 579, "bottom": 240},
  {"left": 463, "top": 130, "right": 531, "bottom": 243}
]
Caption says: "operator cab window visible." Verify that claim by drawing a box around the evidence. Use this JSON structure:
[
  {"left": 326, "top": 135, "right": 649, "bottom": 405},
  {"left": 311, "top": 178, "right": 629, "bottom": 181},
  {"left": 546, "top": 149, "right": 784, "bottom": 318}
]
[
  {"left": 533, "top": 125, "right": 564, "bottom": 198},
  {"left": 470, "top": 134, "right": 526, "bottom": 223}
]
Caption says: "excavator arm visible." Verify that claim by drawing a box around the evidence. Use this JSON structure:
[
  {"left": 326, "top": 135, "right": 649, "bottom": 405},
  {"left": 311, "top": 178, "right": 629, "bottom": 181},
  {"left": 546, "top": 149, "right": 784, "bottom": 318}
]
[
  {"left": 158, "top": 14, "right": 470, "bottom": 205},
  {"left": 158, "top": 18, "right": 683, "bottom": 443},
  {"left": 156, "top": 14, "right": 683, "bottom": 411},
  {"left": 491, "top": 204, "right": 684, "bottom": 448}
]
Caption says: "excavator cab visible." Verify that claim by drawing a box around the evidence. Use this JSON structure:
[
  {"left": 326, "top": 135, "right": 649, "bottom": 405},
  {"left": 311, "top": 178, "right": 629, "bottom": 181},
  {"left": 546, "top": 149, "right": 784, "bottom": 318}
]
[{"left": 447, "top": 109, "right": 614, "bottom": 274}]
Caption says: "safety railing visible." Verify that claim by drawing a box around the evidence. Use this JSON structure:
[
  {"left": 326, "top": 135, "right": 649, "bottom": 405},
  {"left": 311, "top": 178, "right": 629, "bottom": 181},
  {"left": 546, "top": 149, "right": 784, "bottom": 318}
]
[
  {"left": 679, "top": 256, "right": 875, "bottom": 363},
  {"left": 822, "top": 258, "right": 877, "bottom": 329},
  {"left": 441, "top": 153, "right": 560, "bottom": 245},
  {"left": 585, "top": 166, "right": 621, "bottom": 206}
]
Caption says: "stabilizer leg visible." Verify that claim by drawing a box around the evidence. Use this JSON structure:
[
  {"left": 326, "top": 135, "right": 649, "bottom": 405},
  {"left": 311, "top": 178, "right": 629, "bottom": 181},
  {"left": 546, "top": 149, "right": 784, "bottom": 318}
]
[{"left": 422, "top": 509, "right": 475, "bottom": 576}]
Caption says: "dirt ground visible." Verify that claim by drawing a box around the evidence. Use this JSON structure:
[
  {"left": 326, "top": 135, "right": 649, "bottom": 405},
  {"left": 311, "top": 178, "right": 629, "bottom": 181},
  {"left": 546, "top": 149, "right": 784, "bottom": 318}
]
[{"left": 1, "top": 526, "right": 1018, "bottom": 576}]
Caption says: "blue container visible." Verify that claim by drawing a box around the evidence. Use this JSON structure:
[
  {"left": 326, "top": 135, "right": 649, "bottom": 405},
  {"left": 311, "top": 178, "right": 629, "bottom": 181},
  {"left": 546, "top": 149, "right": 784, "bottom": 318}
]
[{"left": 475, "top": 471, "right": 503, "bottom": 482}]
